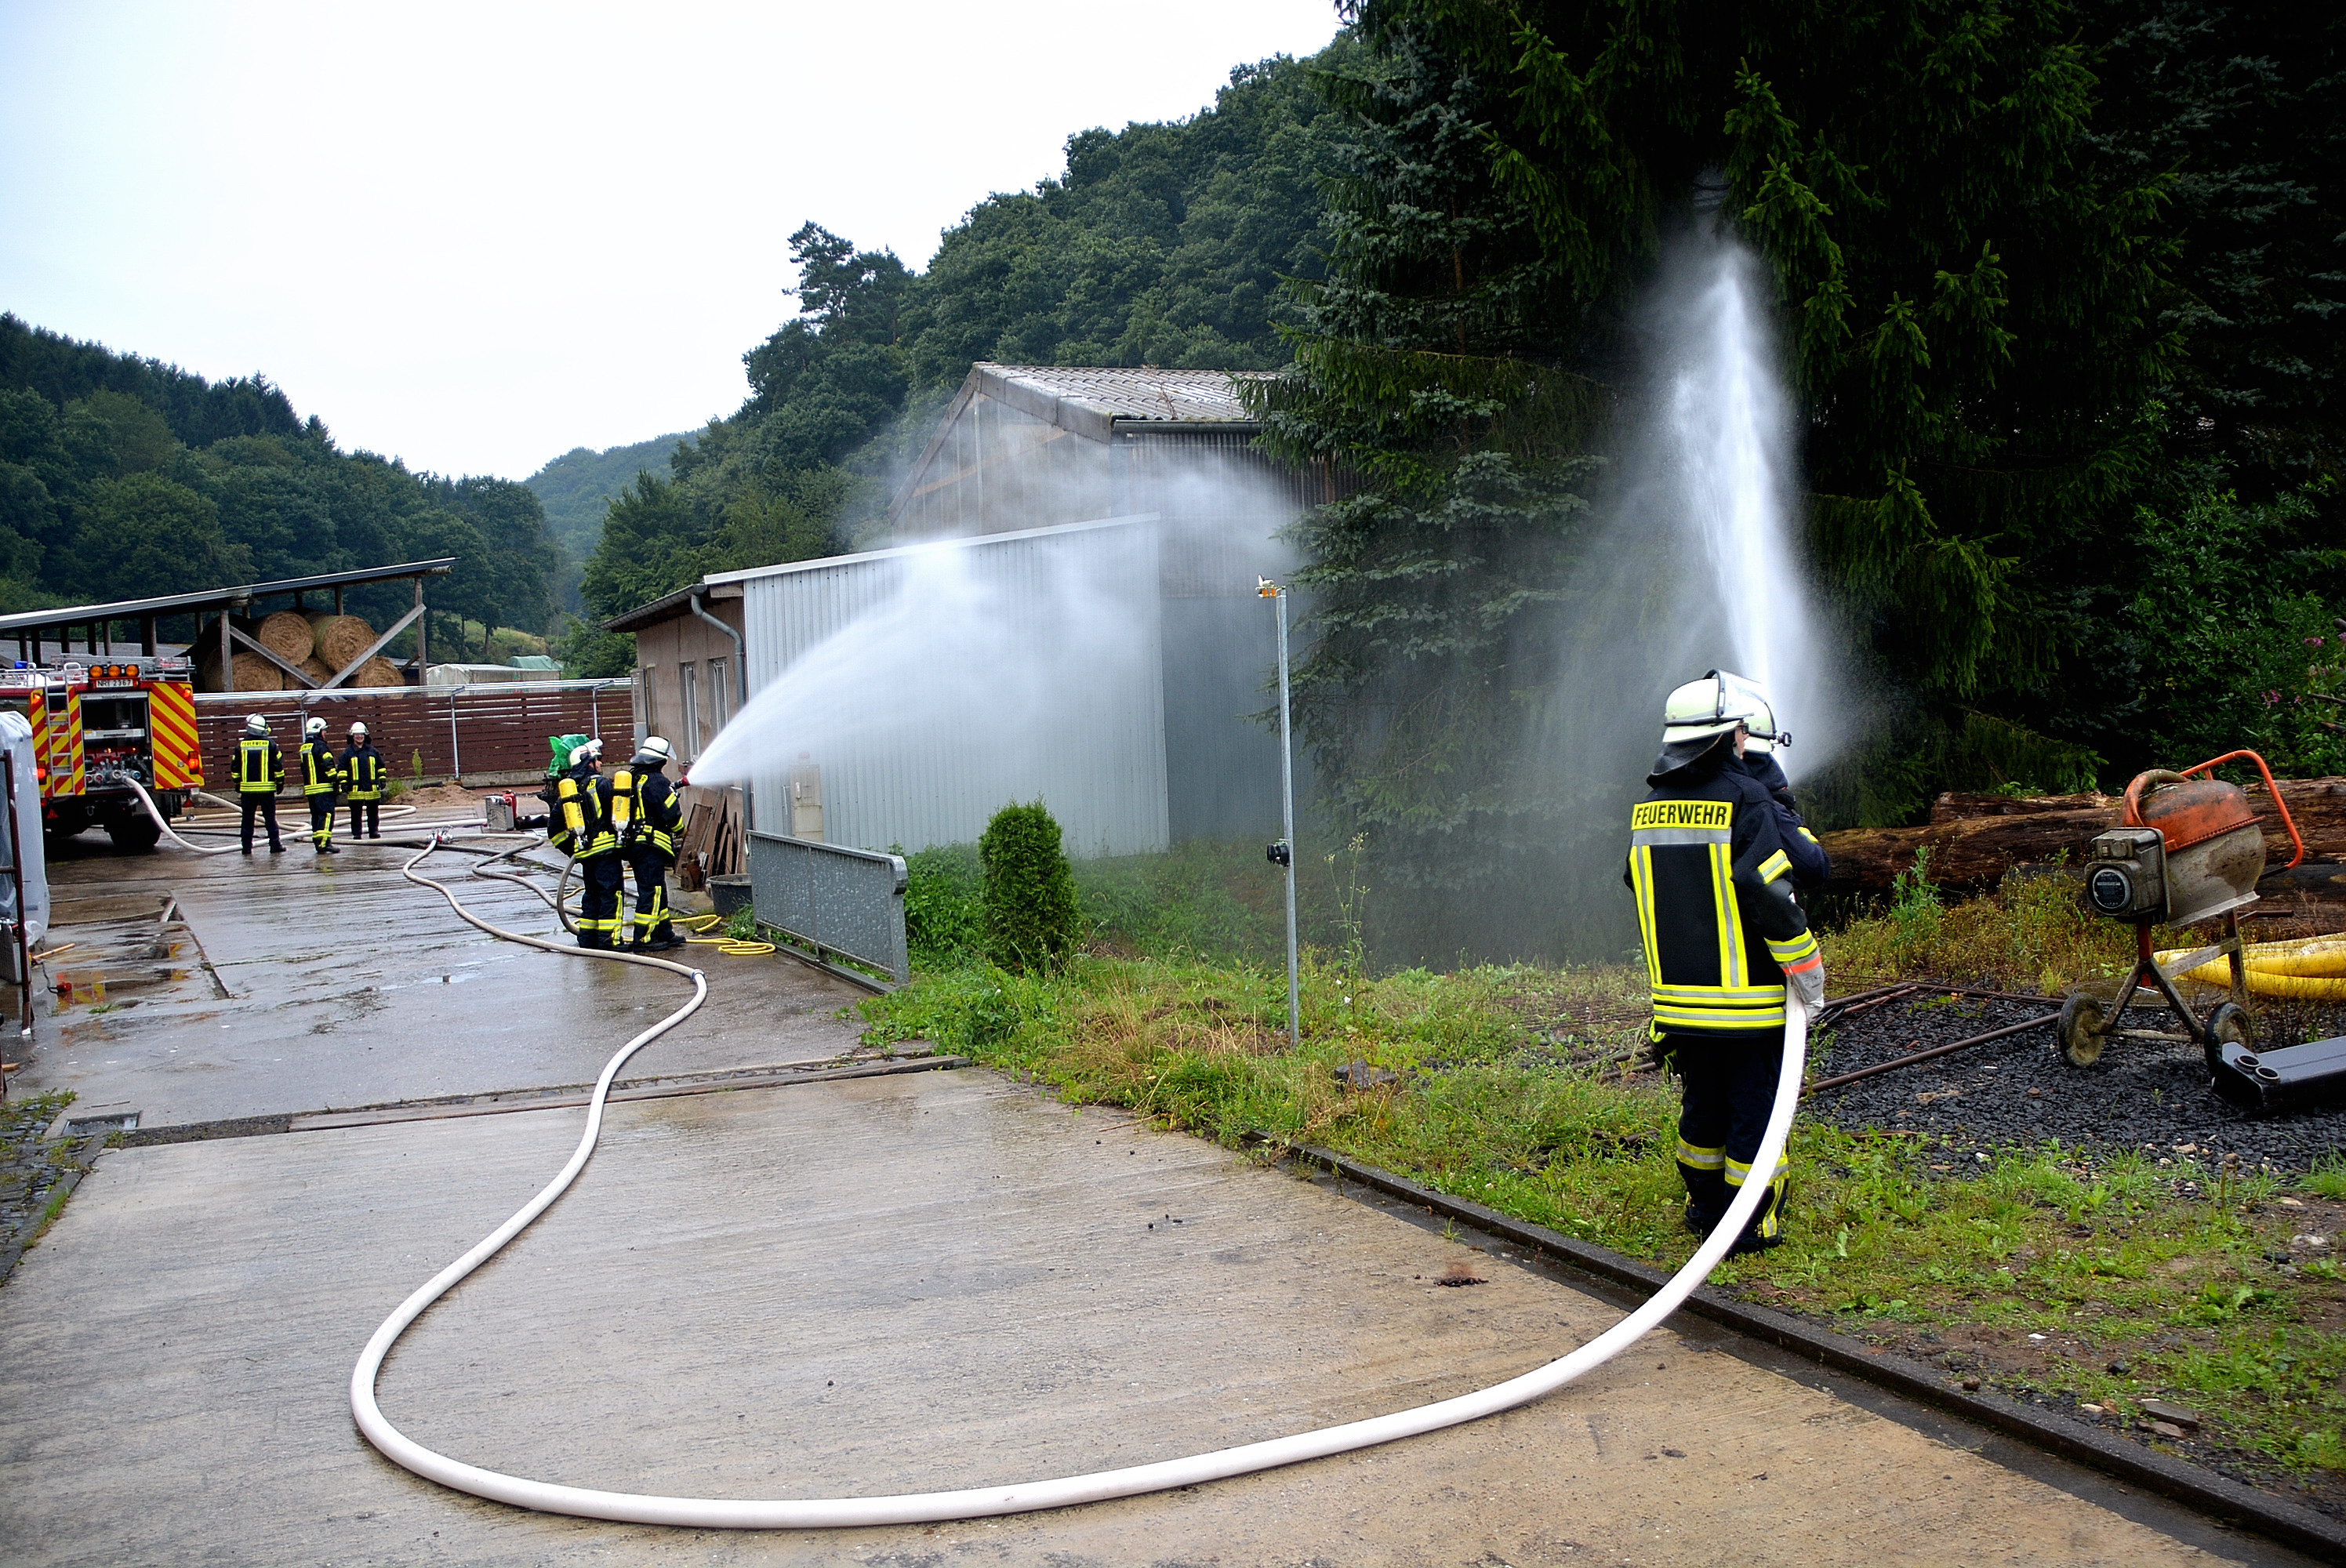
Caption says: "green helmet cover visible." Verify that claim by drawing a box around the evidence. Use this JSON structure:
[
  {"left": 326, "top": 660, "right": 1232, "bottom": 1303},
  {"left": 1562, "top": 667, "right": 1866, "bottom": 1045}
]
[{"left": 546, "top": 733, "right": 590, "bottom": 778}]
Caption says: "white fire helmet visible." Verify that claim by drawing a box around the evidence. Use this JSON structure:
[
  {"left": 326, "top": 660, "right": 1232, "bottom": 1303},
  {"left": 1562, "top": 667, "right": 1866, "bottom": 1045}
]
[
  {"left": 633, "top": 735, "right": 674, "bottom": 767},
  {"left": 573, "top": 736, "right": 604, "bottom": 766},
  {"left": 243, "top": 713, "right": 267, "bottom": 734},
  {"left": 1660, "top": 671, "right": 1745, "bottom": 748},
  {"left": 303, "top": 716, "right": 328, "bottom": 737},
  {"left": 1662, "top": 670, "right": 1788, "bottom": 754},
  {"left": 349, "top": 721, "right": 368, "bottom": 739}
]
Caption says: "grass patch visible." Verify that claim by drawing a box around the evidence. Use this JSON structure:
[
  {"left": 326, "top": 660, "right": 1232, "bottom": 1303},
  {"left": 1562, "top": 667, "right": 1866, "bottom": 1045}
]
[
  {"left": 1822, "top": 860, "right": 2148, "bottom": 994},
  {"left": 2, "top": 1089, "right": 82, "bottom": 1266},
  {"left": 868, "top": 848, "right": 2346, "bottom": 1489}
]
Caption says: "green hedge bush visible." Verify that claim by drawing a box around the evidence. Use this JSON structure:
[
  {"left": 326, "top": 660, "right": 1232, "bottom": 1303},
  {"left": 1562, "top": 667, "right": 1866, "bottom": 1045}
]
[{"left": 979, "top": 800, "right": 1082, "bottom": 974}]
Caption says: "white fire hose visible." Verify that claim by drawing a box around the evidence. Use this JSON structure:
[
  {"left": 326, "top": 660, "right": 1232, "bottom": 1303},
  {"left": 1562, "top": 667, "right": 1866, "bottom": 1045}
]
[
  {"left": 341, "top": 834, "right": 1812, "bottom": 1531},
  {"left": 126, "top": 777, "right": 1810, "bottom": 1529}
]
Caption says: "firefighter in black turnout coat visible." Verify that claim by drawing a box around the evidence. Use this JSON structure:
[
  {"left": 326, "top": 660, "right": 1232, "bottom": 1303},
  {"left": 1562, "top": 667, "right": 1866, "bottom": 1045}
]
[
  {"left": 234, "top": 713, "right": 285, "bottom": 855},
  {"left": 513, "top": 734, "right": 624, "bottom": 947},
  {"left": 1625, "top": 671, "right": 1825, "bottom": 1254},
  {"left": 343, "top": 721, "right": 387, "bottom": 840},
  {"left": 300, "top": 715, "right": 343, "bottom": 855},
  {"left": 611, "top": 736, "right": 685, "bottom": 951}
]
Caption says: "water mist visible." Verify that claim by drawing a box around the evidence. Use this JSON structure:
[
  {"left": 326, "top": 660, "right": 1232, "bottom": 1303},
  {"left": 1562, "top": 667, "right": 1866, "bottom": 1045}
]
[
  {"left": 1658, "top": 235, "right": 1828, "bottom": 777},
  {"left": 1514, "top": 223, "right": 1839, "bottom": 962}
]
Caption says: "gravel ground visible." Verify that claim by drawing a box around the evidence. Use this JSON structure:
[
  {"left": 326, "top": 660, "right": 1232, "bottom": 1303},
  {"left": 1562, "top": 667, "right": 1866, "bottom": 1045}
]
[{"left": 1808, "top": 988, "right": 2346, "bottom": 1169}]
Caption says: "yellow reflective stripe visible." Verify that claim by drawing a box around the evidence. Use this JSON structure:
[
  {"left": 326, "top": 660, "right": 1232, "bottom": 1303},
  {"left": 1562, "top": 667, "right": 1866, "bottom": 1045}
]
[
  {"left": 1650, "top": 983, "right": 1785, "bottom": 1004},
  {"left": 1799, "top": 826, "right": 1820, "bottom": 845},
  {"left": 1759, "top": 848, "right": 1791, "bottom": 884},
  {"left": 1712, "top": 842, "right": 1744, "bottom": 986},
  {"left": 1724, "top": 1154, "right": 1789, "bottom": 1186},
  {"left": 1632, "top": 845, "right": 1662, "bottom": 985},
  {"left": 1676, "top": 1140, "right": 1725, "bottom": 1170},
  {"left": 1767, "top": 931, "right": 1819, "bottom": 964},
  {"left": 1652, "top": 1003, "right": 1785, "bottom": 1030}
]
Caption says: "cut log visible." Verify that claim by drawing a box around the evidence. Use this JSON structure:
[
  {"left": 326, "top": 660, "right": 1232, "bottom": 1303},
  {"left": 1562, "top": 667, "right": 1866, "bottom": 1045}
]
[
  {"left": 1821, "top": 777, "right": 2346, "bottom": 895},
  {"left": 1818, "top": 808, "right": 2117, "bottom": 896},
  {"left": 1928, "top": 790, "right": 2113, "bottom": 824},
  {"left": 253, "top": 611, "right": 314, "bottom": 665}
]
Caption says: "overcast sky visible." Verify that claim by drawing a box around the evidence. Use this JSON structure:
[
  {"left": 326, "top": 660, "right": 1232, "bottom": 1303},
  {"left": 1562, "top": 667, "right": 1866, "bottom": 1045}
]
[{"left": 0, "top": 1, "right": 1342, "bottom": 481}]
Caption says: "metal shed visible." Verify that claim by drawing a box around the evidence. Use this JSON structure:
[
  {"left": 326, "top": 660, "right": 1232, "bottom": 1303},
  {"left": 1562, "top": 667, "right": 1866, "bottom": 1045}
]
[
  {"left": 610, "top": 366, "right": 1338, "bottom": 861},
  {"left": 713, "top": 517, "right": 1169, "bottom": 857}
]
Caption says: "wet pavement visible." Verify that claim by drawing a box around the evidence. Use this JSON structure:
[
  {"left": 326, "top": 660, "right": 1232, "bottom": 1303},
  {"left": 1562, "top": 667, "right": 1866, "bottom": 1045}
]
[
  {"left": 12, "top": 822, "right": 870, "bottom": 1128},
  {"left": 2, "top": 1068, "right": 2308, "bottom": 1567},
  {"left": 0, "top": 832, "right": 2320, "bottom": 1564}
]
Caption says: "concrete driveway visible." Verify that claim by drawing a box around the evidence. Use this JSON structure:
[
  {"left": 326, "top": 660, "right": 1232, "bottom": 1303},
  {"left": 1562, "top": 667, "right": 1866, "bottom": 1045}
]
[
  {"left": 0, "top": 831, "right": 2315, "bottom": 1566},
  {"left": 15, "top": 823, "right": 871, "bottom": 1128}
]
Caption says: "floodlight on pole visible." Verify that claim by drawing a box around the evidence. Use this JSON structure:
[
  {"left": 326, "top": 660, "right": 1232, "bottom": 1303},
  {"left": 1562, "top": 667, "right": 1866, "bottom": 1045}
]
[{"left": 1259, "top": 576, "right": 1299, "bottom": 1049}]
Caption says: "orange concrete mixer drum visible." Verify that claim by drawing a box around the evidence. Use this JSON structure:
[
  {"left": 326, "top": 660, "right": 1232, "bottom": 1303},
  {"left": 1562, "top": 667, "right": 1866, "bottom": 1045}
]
[{"left": 2120, "top": 751, "right": 2304, "bottom": 927}]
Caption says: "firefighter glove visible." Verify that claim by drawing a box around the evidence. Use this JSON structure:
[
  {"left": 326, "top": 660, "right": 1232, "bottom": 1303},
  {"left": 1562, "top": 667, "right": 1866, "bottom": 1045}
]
[{"left": 1781, "top": 954, "right": 1825, "bottom": 1011}]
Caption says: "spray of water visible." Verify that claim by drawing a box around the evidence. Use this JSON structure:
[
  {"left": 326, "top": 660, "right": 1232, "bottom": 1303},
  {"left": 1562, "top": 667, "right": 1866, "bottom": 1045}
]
[
  {"left": 1518, "top": 225, "right": 1839, "bottom": 960},
  {"left": 684, "top": 460, "right": 1295, "bottom": 856},
  {"left": 1663, "top": 240, "right": 1822, "bottom": 762}
]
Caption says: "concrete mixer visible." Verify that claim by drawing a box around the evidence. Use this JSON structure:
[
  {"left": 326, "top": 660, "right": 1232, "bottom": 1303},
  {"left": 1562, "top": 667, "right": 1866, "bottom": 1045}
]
[{"left": 2057, "top": 750, "right": 2302, "bottom": 1071}]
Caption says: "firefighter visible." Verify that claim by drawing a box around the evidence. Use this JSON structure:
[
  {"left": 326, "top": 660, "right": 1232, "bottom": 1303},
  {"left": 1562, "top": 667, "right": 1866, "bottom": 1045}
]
[
  {"left": 234, "top": 714, "right": 285, "bottom": 855},
  {"left": 515, "top": 734, "right": 623, "bottom": 948},
  {"left": 1625, "top": 672, "right": 1826, "bottom": 1255},
  {"left": 299, "top": 715, "right": 343, "bottom": 855},
  {"left": 343, "top": 721, "right": 387, "bottom": 840},
  {"left": 612, "top": 736, "right": 686, "bottom": 951},
  {"left": 1716, "top": 673, "right": 1830, "bottom": 887}
]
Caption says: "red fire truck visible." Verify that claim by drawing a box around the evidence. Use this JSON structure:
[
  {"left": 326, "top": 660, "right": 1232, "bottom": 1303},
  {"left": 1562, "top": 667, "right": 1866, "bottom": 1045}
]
[{"left": 0, "top": 655, "right": 204, "bottom": 851}]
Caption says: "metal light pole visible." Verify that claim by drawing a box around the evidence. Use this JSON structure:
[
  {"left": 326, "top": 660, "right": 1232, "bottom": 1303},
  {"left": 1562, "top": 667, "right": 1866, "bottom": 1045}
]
[{"left": 1259, "top": 578, "right": 1299, "bottom": 1048}]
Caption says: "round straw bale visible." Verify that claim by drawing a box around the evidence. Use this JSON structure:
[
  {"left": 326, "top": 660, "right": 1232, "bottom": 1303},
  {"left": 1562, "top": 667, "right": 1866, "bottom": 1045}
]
[
  {"left": 296, "top": 655, "right": 333, "bottom": 687},
  {"left": 253, "top": 611, "right": 314, "bottom": 665},
  {"left": 350, "top": 656, "right": 405, "bottom": 688},
  {"left": 307, "top": 614, "right": 377, "bottom": 674},
  {"left": 198, "top": 651, "right": 284, "bottom": 692}
]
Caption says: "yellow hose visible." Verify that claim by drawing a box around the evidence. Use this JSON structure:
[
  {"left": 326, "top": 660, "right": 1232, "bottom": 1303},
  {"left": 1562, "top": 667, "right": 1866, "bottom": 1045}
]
[
  {"left": 677, "top": 913, "right": 775, "bottom": 956},
  {"left": 2158, "top": 935, "right": 2346, "bottom": 1000}
]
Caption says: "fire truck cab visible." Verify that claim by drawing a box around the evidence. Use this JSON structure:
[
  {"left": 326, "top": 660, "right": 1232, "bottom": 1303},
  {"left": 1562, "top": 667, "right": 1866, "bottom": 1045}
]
[{"left": 0, "top": 655, "right": 204, "bottom": 851}]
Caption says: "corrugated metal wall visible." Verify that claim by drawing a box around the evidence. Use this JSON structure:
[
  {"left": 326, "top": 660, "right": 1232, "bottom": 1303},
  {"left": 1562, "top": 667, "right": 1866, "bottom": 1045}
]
[{"left": 737, "top": 521, "right": 1169, "bottom": 856}]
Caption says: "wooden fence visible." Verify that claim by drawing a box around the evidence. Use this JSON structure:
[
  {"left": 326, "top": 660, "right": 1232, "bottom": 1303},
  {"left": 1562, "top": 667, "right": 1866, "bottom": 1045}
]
[{"left": 195, "top": 682, "right": 634, "bottom": 787}]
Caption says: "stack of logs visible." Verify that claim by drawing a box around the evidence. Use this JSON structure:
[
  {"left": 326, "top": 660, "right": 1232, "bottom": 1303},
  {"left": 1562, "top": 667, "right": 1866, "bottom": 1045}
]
[
  {"left": 197, "top": 610, "right": 405, "bottom": 691},
  {"left": 1816, "top": 779, "right": 2346, "bottom": 934}
]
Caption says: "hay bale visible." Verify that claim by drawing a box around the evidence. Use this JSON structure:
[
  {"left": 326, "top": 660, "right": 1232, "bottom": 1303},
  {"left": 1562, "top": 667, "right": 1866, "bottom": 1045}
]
[
  {"left": 197, "top": 650, "right": 285, "bottom": 692},
  {"left": 296, "top": 655, "right": 332, "bottom": 687},
  {"left": 307, "top": 613, "right": 377, "bottom": 674},
  {"left": 253, "top": 611, "right": 314, "bottom": 665},
  {"left": 350, "top": 656, "right": 405, "bottom": 688}
]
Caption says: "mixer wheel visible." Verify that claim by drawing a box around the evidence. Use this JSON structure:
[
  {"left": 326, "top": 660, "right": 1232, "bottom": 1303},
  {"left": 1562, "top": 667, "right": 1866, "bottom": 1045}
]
[{"left": 2057, "top": 993, "right": 2108, "bottom": 1068}]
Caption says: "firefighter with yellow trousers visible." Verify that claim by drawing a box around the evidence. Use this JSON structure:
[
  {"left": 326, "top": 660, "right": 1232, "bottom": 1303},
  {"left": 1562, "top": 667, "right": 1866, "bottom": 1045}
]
[
  {"left": 610, "top": 736, "right": 687, "bottom": 951},
  {"left": 514, "top": 734, "right": 624, "bottom": 948},
  {"left": 234, "top": 713, "right": 286, "bottom": 855},
  {"left": 299, "top": 715, "right": 343, "bottom": 855},
  {"left": 1625, "top": 672, "right": 1825, "bottom": 1255},
  {"left": 343, "top": 721, "right": 387, "bottom": 840}
]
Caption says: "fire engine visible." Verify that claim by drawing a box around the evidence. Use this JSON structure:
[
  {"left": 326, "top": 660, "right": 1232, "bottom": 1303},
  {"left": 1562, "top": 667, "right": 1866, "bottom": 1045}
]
[{"left": 0, "top": 654, "right": 204, "bottom": 851}]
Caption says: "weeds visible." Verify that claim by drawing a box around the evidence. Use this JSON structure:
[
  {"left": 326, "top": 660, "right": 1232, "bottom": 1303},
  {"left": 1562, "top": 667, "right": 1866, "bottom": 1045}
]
[
  {"left": 1825, "top": 866, "right": 2141, "bottom": 993},
  {"left": 865, "top": 946, "right": 2346, "bottom": 1486}
]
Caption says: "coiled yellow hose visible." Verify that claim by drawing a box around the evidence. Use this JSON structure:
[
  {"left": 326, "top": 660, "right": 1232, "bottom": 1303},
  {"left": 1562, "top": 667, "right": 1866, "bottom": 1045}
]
[
  {"left": 2158, "top": 935, "right": 2346, "bottom": 1000},
  {"left": 677, "top": 913, "right": 775, "bottom": 956}
]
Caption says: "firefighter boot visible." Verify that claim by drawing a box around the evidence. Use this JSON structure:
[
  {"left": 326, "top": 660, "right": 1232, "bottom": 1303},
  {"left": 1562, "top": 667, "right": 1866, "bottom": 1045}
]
[{"left": 1677, "top": 1142, "right": 1729, "bottom": 1239}]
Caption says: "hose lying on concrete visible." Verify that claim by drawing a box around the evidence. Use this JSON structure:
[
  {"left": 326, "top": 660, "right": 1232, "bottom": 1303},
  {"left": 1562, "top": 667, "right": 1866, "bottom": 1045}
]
[
  {"left": 338, "top": 825, "right": 1812, "bottom": 1530},
  {"left": 125, "top": 791, "right": 1810, "bottom": 1526},
  {"left": 125, "top": 778, "right": 242, "bottom": 855}
]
